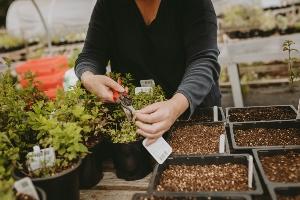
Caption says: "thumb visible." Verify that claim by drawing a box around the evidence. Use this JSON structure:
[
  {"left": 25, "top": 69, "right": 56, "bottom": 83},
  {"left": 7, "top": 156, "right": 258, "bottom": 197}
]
[
  {"left": 103, "top": 76, "right": 125, "bottom": 92},
  {"left": 138, "top": 102, "right": 161, "bottom": 114}
]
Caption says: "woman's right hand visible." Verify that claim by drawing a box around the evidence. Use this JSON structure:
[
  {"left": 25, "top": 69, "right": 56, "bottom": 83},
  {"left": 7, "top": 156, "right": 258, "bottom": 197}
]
[{"left": 81, "top": 71, "right": 125, "bottom": 103}]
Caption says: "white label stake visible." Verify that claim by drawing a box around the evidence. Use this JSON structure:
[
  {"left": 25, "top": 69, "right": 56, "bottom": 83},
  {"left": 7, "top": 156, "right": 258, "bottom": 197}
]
[
  {"left": 14, "top": 177, "right": 39, "bottom": 200},
  {"left": 27, "top": 146, "right": 56, "bottom": 172},
  {"left": 140, "top": 79, "right": 155, "bottom": 87},
  {"left": 248, "top": 155, "right": 254, "bottom": 188},
  {"left": 219, "top": 134, "right": 226, "bottom": 153},
  {"left": 213, "top": 106, "right": 219, "bottom": 122},
  {"left": 135, "top": 87, "right": 153, "bottom": 95},
  {"left": 143, "top": 137, "right": 172, "bottom": 164},
  {"left": 297, "top": 99, "right": 300, "bottom": 120}
]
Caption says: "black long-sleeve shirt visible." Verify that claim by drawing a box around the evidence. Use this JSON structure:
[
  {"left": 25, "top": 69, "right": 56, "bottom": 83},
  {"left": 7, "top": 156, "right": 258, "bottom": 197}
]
[{"left": 75, "top": 0, "right": 221, "bottom": 116}]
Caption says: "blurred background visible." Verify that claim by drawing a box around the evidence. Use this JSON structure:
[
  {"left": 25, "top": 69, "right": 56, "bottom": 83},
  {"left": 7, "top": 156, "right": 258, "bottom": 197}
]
[{"left": 0, "top": 0, "right": 299, "bottom": 107}]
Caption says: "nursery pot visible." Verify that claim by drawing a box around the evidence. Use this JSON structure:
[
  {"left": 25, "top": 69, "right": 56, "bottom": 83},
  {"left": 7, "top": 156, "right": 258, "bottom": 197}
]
[
  {"left": 13, "top": 159, "right": 81, "bottom": 200},
  {"left": 79, "top": 139, "right": 104, "bottom": 189},
  {"left": 36, "top": 187, "right": 47, "bottom": 200},
  {"left": 112, "top": 139, "right": 152, "bottom": 181}
]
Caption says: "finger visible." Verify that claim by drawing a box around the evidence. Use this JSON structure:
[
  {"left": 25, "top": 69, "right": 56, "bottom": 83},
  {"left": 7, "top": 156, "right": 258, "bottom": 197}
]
[
  {"left": 103, "top": 76, "right": 125, "bottom": 92},
  {"left": 135, "top": 120, "right": 165, "bottom": 134},
  {"left": 137, "top": 129, "right": 165, "bottom": 139},
  {"left": 98, "top": 89, "right": 115, "bottom": 103},
  {"left": 137, "top": 102, "right": 161, "bottom": 114},
  {"left": 135, "top": 111, "right": 163, "bottom": 124}
]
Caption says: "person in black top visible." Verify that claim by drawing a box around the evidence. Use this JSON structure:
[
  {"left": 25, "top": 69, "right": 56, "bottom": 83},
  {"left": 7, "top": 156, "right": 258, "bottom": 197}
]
[{"left": 75, "top": 0, "right": 221, "bottom": 145}]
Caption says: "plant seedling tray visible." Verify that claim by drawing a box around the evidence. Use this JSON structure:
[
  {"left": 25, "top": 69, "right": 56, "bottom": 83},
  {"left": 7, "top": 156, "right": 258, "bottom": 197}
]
[
  {"left": 269, "top": 186, "right": 300, "bottom": 200},
  {"left": 132, "top": 193, "right": 251, "bottom": 200},
  {"left": 229, "top": 121, "right": 300, "bottom": 153},
  {"left": 226, "top": 105, "right": 297, "bottom": 123},
  {"left": 168, "top": 122, "right": 230, "bottom": 156},
  {"left": 253, "top": 148, "right": 300, "bottom": 187},
  {"left": 148, "top": 155, "right": 263, "bottom": 196},
  {"left": 180, "top": 107, "right": 225, "bottom": 123}
]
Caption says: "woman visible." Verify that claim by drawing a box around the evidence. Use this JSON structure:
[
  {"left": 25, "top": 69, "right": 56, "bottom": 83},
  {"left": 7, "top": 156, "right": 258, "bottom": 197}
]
[{"left": 75, "top": 0, "right": 221, "bottom": 177}]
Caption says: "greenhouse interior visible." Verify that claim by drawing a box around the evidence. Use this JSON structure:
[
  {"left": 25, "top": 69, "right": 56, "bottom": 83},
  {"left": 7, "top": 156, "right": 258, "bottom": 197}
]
[{"left": 0, "top": 0, "right": 300, "bottom": 200}]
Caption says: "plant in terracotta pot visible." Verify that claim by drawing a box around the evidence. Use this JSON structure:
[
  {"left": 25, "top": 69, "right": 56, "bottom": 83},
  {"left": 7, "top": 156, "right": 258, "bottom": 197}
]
[{"left": 105, "top": 73, "right": 165, "bottom": 180}]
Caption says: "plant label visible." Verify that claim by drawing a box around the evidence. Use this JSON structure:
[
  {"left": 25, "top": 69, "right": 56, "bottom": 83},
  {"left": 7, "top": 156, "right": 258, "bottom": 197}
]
[
  {"left": 213, "top": 106, "right": 218, "bottom": 122},
  {"left": 140, "top": 79, "right": 155, "bottom": 87},
  {"left": 135, "top": 87, "right": 153, "bottom": 95},
  {"left": 14, "top": 177, "right": 39, "bottom": 200},
  {"left": 219, "top": 134, "right": 226, "bottom": 153},
  {"left": 248, "top": 155, "right": 254, "bottom": 188},
  {"left": 143, "top": 137, "right": 172, "bottom": 164},
  {"left": 27, "top": 146, "right": 56, "bottom": 172},
  {"left": 297, "top": 99, "right": 300, "bottom": 119}
]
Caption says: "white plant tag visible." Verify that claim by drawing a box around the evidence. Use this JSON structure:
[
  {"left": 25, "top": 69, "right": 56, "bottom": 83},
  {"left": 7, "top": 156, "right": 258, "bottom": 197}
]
[
  {"left": 143, "top": 137, "right": 172, "bottom": 164},
  {"left": 14, "top": 177, "right": 39, "bottom": 200},
  {"left": 135, "top": 87, "right": 153, "bottom": 95},
  {"left": 27, "top": 146, "right": 56, "bottom": 172},
  {"left": 213, "top": 106, "right": 219, "bottom": 122},
  {"left": 248, "top": 155, "right": 254, "bottom": 188},
  {"left": 219, "top": 134, "right": 226, "bottom": 153},
  {"left": 297, "top": 99, "right": 300, "bottom": 119},
  {"left": 140, "top": 79, "right": 155, "bottom": 87}
]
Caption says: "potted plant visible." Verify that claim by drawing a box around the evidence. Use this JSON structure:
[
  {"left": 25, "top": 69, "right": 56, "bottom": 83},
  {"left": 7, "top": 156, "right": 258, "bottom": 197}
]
[
  {"left": 54, "top": 84, "right": 109, "bottom": 189},
  {"left": 105, "top": 73, "right": 165, "bottom": 180},
  {"left": 229, "top": 121, "right": 300, "bottom": 153}
]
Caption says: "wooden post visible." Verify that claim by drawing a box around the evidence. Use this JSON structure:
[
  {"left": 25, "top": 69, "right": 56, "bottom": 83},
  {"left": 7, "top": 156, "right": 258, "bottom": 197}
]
[{"left": 228, "top": 63, "right": 244, "bottom": 107}]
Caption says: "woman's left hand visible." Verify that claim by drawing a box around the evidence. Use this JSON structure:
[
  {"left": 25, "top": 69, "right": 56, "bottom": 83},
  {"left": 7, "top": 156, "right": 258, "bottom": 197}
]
[{"left": 135, "top": 93, "right": 189, "bottom": 145}]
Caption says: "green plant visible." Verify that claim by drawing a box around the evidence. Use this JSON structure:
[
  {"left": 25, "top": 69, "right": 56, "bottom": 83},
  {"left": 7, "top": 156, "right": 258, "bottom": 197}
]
[
  {"left": 283, "top": 40, "right": 299, "bottom": 91},
  {"left": 105, "top": 73, "right": 166, "bottom": 143},
  {"left": 0, "top": 33, "right": 24, "bottom": 50}
]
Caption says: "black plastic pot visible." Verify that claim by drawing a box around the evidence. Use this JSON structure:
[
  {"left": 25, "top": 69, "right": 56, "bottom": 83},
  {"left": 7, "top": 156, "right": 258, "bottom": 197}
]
[
  {"left": 36, "top": 187, "right": 47, "bottom": 200},
  {"left": 13, "top": 159, "right": 81, "bottom": 200},
  {"left": 112, "top": 139, "right": 152, "bottom": 181},
  {"left": 168, "top": 121, "right": 230, "bottom": 156},
  {"left": 180, "top": 107, "right": 225, "bottom": 123},
  {"left": 226, "top": 105, "right": 297, "bottom": 124},
  {"left": 79, "top": 140, "right": 104, "bottom": 189},
  {"left": 148, "top": 154, "right": 263, "bottom": 196},
  {"left": 253, "top": 148, "right": 300, "bottom": 200},
  {"left": 229, "top": 121, "right": 300, "bottom": 153},
  {"left": 132, "top": 193, "right": 252, "bottom": 200},
  {"left": 269, "top": 186, "right": 300, "bottom": 200}
]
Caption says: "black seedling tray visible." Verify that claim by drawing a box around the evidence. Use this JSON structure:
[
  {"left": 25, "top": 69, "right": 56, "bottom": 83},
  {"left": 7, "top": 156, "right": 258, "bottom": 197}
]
[
  {"left": 168, "top": 122, "right": 230, "bottom": 155},
  {"left": 269, "top": 186, "right": 300, "bottom": 200},
  {"left": 148, "top": 154, "right": 263, "bottom": 196},
  {"left": 226, "top": 105, "right": 297, "bottom": 124},
  {"left": 229, "top": 121, "right": 300, "bottom": 153},
  {"left": 182, "top": 107, "right": 225, "bottom": 123},
  {"left": 253, "top": 148, "right": 300, "bottom": 187},
  {"left": 132, "top": 193, "right": 251, "bottom": 200}
]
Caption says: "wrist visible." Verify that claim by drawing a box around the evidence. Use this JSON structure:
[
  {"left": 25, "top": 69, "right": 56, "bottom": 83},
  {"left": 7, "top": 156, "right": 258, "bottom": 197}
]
[
  {"left": 170, "top": 93, "right": 189, "bottom": 118},
  {"left": 81, "top": 71, "right": 94, "bottom": 84}
]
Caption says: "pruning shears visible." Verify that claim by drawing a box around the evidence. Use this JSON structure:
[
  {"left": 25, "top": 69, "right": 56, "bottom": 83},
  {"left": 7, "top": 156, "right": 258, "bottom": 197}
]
[{"left": 113, "top": 78, "right": 135, "bottom": 121}]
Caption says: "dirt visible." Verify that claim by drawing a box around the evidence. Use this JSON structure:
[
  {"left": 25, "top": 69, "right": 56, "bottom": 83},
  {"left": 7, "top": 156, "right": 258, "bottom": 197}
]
[
  {"left": 234, "top": 128, "right": 300, "bottom": 147},
  {"left": 260, "top": 151, "right": 300, "bottom": 183},
  {"left": 169, "top": 123, "right": 225, "bottom": 155},
  {"left": 157, "top": 163, "right": 250, "bottom": 192},
  {"left": 276, "top": 194, "right": 300, "bottom": 200},
  {"left": 228, "top": 106, "right": 296, "bottom": 122},
  {"left": 136, "top": 196, "right": 247, "bottom": 200},
  {"left": 16, "top": 193, "right": 37, "bottom": 200}
]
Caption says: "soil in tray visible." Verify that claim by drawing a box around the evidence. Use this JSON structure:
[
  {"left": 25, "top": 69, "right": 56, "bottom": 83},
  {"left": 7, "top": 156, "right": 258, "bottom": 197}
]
[
  {"left": 260, "top": 152, "right": 300, "bottom": 183},
  {"left": 135, "top": 196, "right": 246, "bottom": 200},
  {"left": 276, "top": 194, "right": 300, "bottom": 200},
  {"left": 228, "top": 107, "right": 296, "bottom": 122},
  {"left": 169, "top": 124, "right": 224, "bottom": 155},
  {"left": 234, "top": 128, "right": 300, "bottom": 147},
  {"left": 157, "top": 163, "right": 249, "bottom": 192}
]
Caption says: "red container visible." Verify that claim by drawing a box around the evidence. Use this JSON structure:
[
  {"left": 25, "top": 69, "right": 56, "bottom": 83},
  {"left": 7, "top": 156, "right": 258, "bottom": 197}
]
[
  {"left": 44, "top": 88, "right": 58, "bottom": 100},
  {"left": 16, "top": 56, "right": 68, "bottom": 77}
]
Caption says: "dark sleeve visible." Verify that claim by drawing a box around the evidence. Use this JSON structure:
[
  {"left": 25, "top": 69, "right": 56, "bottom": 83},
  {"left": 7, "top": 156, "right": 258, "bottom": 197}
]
[
  {"left": 75, "top": 0, "right": 110, "bottom": 79},
  {"left": 176, "top": 0, "right": 221, "bottom": 118}
]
